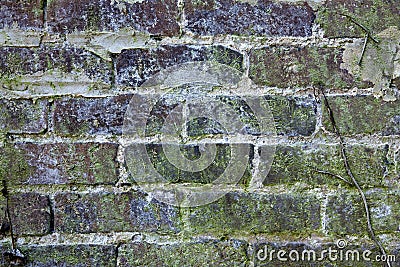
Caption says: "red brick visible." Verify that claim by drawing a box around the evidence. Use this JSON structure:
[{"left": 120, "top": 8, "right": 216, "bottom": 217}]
[
  {"left": 0, "top": 46, "right": 112, "bottom": 89},
  {"left": 54, "top": 191, "right": 181, "bottom": 233},
  {"left": 184, "top": 0, "right": 315, "bottom": 36},
  {"left": 47, "top": 0, "right": 180, "bottom": 36},
  {"left": 0, "top": 0, "right": 43, "bottom": 30},
  {"left": 116, "top": 45, "right": 243, "bottom": 87},
  {"left": 0, "top": 98, "right": 47, "bottom": 134},
  {"left": 52, "top": 95, "right": 132, "bottom": 136},
  {"left": 5, "top": 142, "right": 119, "bottom": 185},
  {"left": 249, "top": 46, "right": 368, "bottom": 89},
  {"left": 0, "top": 193, "right": 50, "bottom": 236}
]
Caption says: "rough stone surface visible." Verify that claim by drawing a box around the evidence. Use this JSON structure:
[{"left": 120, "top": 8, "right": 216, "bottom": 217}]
[
  {"left": 143, "top": 143, "right": 253, "bottom": 185},
  {"left": 0, "top": 0, "right": 43, "bottom": 30},
  {"left": 184, "top": 0, "right": 315, "bottom": 37},
  {"left": 323, "top": 95, "right": 400, "bottom": 135},
  {"left": 116, "top": 45, "right": 243, "bottom": 87},
  {"left": 118, "top": 239, "right": 249, "bottom": 266},
  {"left": 317, "top": 0, "right": 400, "bottom": 38},
  {"left": 0, "top": 45, "right": 112, "bottom": 92},
  {"left": 0, "top": 142, "right": 119, "bottom": 185},
  {"left": 19, "top": 244, "right": 116, "bottom": 267},
  {"left": 326, "top": 189, "right": 400, "bottom": 235},
  {"left": 0, "top": 98, "right": 48, "bottom": 134},
  {"left": 1, "top": 1, "right": 399, "bottom": 264},
  {"left": 182, "top": 191, "right": 321, "bottom": 235},
  {"left": 47, "top": 0, "right": 180, "bottom": 36},
  {"left": 186, "top": 95, "right": 316, "bottom": 137},
  {"left": 266, "top": 95, "right": 317, "bottom": 136},
  {"left": 265, "top": 143, "right": 392, "bottom": 187},
  {"left": 249, "top": 46, "right": 366, "bottom": 88},
  {"left": 0, "top": 193, "right": 50, "bottom": 236},
  {"left": 54, "top": 191, "right": 181, "bottom": 233},
  {"left": 53, "top": 95, "right": 132, "bottom": 136}
]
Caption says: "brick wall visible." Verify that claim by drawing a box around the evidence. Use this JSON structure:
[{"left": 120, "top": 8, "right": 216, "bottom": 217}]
[{"left": 0, "top": 0, "right": 399, "bottom": 266}]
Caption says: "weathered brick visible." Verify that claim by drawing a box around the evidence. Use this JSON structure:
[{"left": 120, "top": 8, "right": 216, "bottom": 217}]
[
  {"left": 317, "top": 0, "right": 400, "bottom": 38},
  {"left": 0, "top": 98, "right": 47, "bottom": 134},
  {"left": 0, "top": 193, "right": 50, "bottom": 236},
  {"left": 47, "top": 0, "right": 180, "bottom": 36},
  {"left": 266, "top": 95, "right": 316, "bottom": 136},
  {"left": 326, "top": 189, "right": 400, "bottom": 235},
  {"left": 181, "top": 191, "right": 320, "bottom": 235},
  {"left": 116, "top": 45, "right": 243, "bottom": 87},
  {"left": 53, "top": 95, "right": 132, "bottom": 136},
  {"left": 54, "top": 191, "right": 181, "bottom": 233},
  {"left": 323, "top": 95, "right": 400, "bottom": 135},
  {"left": 184, "top": 0, "right": 315, "bottom": 37},
  {"left": 0, "top": 0, "right": 43, "bottom": 30},
  {"left": 186, "top": 95, "right": 316, "bottom": 137},
  {"left": 118, "top": 239, "right": 248, "bottom": 266},
  {"left": 0, "top": 45, "right": 112, "bottom": 91},
  {"left": 126, "top": 143, "right": 252, "bottom": 185},
  {"left": 249, "top": 46, "right": 368, "bottom": 89},
  {"left": 265, "top": 143, "right": 392, "bottom": 187},
  {"left": 0, "top": 142, "right": 118, "bottom": 185},
  {"left": 18, "top": 244, "right": 116, "bottom": 267}
]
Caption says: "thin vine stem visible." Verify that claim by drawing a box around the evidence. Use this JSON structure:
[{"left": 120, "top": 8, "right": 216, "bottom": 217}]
[{"left": 319, "top": 88, "right": 391, "bottom": 267}]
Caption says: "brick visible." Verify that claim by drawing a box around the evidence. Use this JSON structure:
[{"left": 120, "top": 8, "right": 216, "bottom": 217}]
[
  {"left": 0, "top": 0, "right": 43, "bottom": 30},
  {"left": 53, "top": 95, "right": 132, "bottom": 136},
  {"left": 186, "top": 95, "right": 316, "bottom": 137},
  {"left": 117, "top": 239, "right": 248, "bottom": 266},
  {"left": 322, "top": 95, "right": 400, "bottom": 135},
  {"left": 266, "top": 96, "right": 317, "bottom": 136},
  {"left": 127, "top": 143, "right": 252, "bottom": 185},
  {"left": 0, "top": 98, "right": 47, "bottom": 134},
  {"left": 0, "top": 45, "right": 112, "bottom": 91},
  {"left": 47, "top": 0, "right": 180, "bottom": 36},
  {"left": 253, "top": 241, "right": 383, "bottom": 266},
  {"left": 184, "top": 0, "right": 315, "bottom": 37},
  {"left": 265, "top": 143, "right": 392, "bottom": 187},
  {"left": 0, "top": 193, "right": 50, "bottom": 236},
  {"left": 18, "top": 244, "right": 116, "bottom": 267},
  {"left": 326, "top": 189, "right": 400, "bottom": 235},
  {"left": 0, "top": 142, "right": 118, "bottom": 185},
  {"left": 182, "top": 191, "right": 320, "bottom": 235},
  {"left": 116, "top": 45, "right": 243, "bottom": 87},
  {"left": 316, "top": 0, "right": 400, "bottom": 38},
  {"left": 54, "top": 191, "right": 181, "bottom": 233},
  {"left": 249, "top": 46, "right": 368, "bottom": 89}
]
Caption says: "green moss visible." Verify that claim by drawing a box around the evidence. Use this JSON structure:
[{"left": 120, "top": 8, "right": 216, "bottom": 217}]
[
  {"left": 323, "top": 95, "right": 400, "bottom": 135},
  {"left": 316, "top": 0, "right": 400, "bottom": 38},
  {"left": 119, "top": 240, "right": 249, "bottom": 266},
  {"left": 182, "top": 191, "right": 321, "bottom": 236},
  {"left": 266, "top": 143, "right": 390, "bottom": 187},
  {"left": 0, "top": 143, "right": 32, "bottom": 187}
]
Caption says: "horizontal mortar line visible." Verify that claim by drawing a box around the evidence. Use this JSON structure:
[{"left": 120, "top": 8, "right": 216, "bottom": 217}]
[
  {"left": 9, "top": 134, "right": 120, "bottom": 144},
  {"left": 7, "top": 183, "right": 368, "bottom": 196},
  {"left": 2, "top": 232, "right": 387, "bottom": 247},
  {"left": 61, "top": 33, "right": 359, "bottom": 48},
  {"left": 0, "top": 87, "right": 375, "bottom": 100},
  {"left": 9, "top": 134, "right": 400, "bottom": 147},
  {"left": 4, "top": 232, "right": 395, "bottom": 248},
  {"left": 0, "top": 31, "right": 360, "bottom": 49}
]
